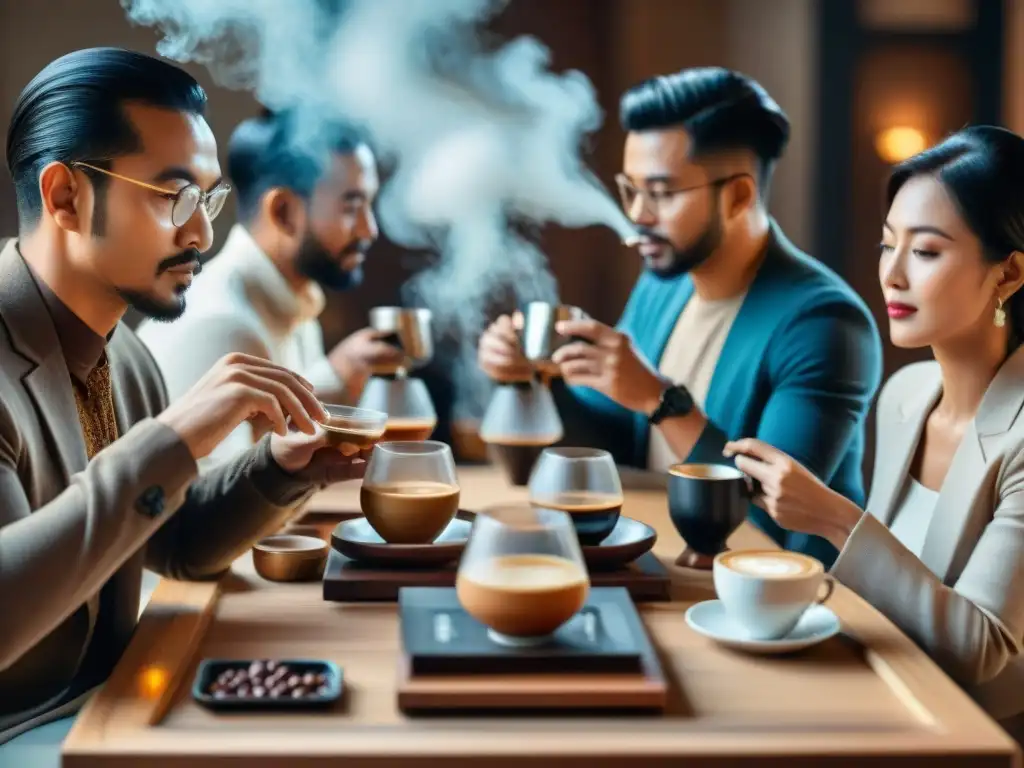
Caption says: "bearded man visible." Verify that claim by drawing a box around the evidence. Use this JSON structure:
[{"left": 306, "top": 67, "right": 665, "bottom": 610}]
[
  {"left": 138, "top": 109, "right": 402, "bottom": 462},
  {"left": 478, "top": 68, "right": 883, "bottom": 567}
]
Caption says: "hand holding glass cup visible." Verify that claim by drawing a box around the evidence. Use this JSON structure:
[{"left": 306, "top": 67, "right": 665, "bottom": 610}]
[
  {"left": 527, "top": 447, "right": 623, "bottom": 545},
  {"left": 316, "top": 403, "right": 387, "bottom": 455},
  {"left": 359, "top": 440, "right": 460, "bottom": 544}
]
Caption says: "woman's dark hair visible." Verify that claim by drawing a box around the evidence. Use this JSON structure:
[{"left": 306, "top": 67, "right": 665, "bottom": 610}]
[
  {"left": 886, "top": 125, "right": 1024, "bottom": 344},
  {"left": 227, "top": 109, "right": 369, "bottom": 223},
  {"left": 619, "top": 66, "right": 790, "bottom": 199},
  {"left": 6, "top": 47, "right": 208, "bottom": 232}
]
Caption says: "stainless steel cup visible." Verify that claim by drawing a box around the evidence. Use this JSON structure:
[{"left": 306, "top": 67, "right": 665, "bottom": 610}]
[
  {"left": 369, "top": 307, "right": 433, "bottom": 371},
  {"left": 520, "top": 302, "right": 587, "bottom": 363}
]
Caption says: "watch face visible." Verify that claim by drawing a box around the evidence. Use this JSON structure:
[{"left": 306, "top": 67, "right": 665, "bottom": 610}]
[{"left": 666, "top": 386, "right": 692, "bottom": 413}]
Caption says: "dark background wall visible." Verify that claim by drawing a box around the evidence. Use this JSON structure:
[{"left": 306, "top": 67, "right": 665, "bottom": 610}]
[
  {"left": 1, "top": 0, "right": 1017, "bottom": 477},
  {"left": 0, "top": 0, "right": 818, "bottom": 341}
]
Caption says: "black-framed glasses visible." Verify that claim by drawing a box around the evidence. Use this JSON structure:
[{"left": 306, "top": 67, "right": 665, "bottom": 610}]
[
  {"left": 71, "top": 162, "right": 232, "bottom": 227},
  {"left": 615, "top": 172, "right": 751, "bottom": 216}
]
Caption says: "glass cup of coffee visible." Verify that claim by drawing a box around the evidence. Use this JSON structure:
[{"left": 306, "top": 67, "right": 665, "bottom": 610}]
[
  {"left": 357, "top": 374, "right": 437, "bottom": 442},
  {"left": 479, "top": 379, "right": 564, "bottom": 486},
  {"left": 317, "top": 404, "right": 388, "bottom": 452},
  {"left": 527, "top": 447, "right": 623, "bottom": 545},
  {"left": 456, "top": 505, "right": 590, "bottom": 647},
  {"left": 713, "top": 549, "right": 834, "bottom": 640},
  {"left": 359, "top": 441, "right": 460, "bottom": 544}
]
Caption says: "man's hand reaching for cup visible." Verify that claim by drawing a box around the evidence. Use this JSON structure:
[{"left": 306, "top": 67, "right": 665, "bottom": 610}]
[
  {"left": 478, "top": 312, "right": 533, "bottom": 383},
  {"left": 156, "top": 352, "right": 368, "bottom": 485},
  {"left": 551, "top": 318, "right": 669, "bottom": 414},
  {"left": 269, "top": 427, "right": 370, "bottom": 486}
]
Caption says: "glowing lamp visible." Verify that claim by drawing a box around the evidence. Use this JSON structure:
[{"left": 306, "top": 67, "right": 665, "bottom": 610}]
[{"left": 875, "top": 126, "right": 927, "bottom": 164}]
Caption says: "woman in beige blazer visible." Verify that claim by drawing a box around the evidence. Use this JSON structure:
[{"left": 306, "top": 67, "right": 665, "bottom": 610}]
[{"left": 723, "top": 125, "right": 1024, "bottom": 739}]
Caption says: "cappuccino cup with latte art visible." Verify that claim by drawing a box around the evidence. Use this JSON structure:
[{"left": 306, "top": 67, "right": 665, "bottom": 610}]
[{"left": 713, "top": 549, "right": 834, "bottom": 641}]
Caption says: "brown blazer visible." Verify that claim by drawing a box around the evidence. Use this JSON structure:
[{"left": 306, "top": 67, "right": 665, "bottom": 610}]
[
  {"left": 0, "top": 239, "right": 314, "bottom": 741},
  {"left": 833, "top": 344, "right": 1024, "bottom": 732}
]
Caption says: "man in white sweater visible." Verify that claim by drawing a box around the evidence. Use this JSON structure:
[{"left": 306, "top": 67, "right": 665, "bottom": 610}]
[{"left": 137, "top": 111, "right": 402, "bottom": 463}]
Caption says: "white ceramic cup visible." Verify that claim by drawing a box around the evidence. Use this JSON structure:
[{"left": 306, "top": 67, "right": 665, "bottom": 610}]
[{"left": 712, "top": 549, "right": 834, "bottom": 641}]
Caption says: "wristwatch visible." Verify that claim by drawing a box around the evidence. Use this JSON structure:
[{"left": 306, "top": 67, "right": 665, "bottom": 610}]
[{"left": 649, "top": 384, "right": 694, "bottom": 425}]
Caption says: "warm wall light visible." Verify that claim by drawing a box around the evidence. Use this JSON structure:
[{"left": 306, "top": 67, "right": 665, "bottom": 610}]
[{"left": 875, "top": 126, "right": 928, "bottom": 163}]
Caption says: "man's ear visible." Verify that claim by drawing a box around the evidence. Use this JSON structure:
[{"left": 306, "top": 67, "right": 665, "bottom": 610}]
[
  {"left": 721, "top": 173, "right": 758, "bottom": 222},
  {"left": 262, "top": 187, "right": 305, "bottom": 238},
  {"left": 39, "top": 162, "right": 84, "bottom": 233}
]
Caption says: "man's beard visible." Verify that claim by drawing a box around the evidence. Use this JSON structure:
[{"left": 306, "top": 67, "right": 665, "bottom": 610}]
[
  {"left": 296, "top": 233, "right": 369, "bottom": 291},
  {"left": 119, "top": 248, "right": 202, "bottom": 322},
  {"left": 640, "top": 204, "right": 723, "bottom": 280}
]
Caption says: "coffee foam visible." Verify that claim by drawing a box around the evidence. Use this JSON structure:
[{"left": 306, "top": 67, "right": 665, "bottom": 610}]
[
  {"left": 718, "top": 549, "right": 819, "bottom": 578},
  {"left": 363, "top": 480, "right": 459, "bottom": 498},
  {"left": 462, "top": 554, "right": 587, "bottom": 591},
  {"left": 530, "top": 491, "right": 623, "bottom": 513},
  {"left": 482, "top": 434, "right": 561, "bottom": 447},
  {"left": 322, "top": 421, "right": 384, "bottom": 436},
  {"left": 385, "top": 417, "right": 438, "bottom": 428},
  {"left": 669, "top": 463, "right": 744, "bottom": 481}
]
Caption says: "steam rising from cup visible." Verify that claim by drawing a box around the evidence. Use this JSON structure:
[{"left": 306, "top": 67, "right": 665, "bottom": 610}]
[{"left": 121, "top": 0, "right": 638, "bottom": 415}]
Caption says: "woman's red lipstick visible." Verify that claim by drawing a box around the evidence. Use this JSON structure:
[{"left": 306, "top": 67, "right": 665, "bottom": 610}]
[{"left": 887, "top": 302, "right": 917, "bottom": 319}]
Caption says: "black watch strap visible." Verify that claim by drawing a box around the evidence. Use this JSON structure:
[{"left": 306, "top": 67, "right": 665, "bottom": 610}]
[{"left": 649, "top": 384, "right": 694, "bottom": 425}]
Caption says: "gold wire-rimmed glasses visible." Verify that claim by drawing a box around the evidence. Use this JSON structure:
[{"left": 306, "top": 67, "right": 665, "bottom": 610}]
[
  {"left": 614, "top": 172, "right": 751, "bottom": 217},
  {"left": 71, "top": 162, "right": 231, "bottom": 227}
]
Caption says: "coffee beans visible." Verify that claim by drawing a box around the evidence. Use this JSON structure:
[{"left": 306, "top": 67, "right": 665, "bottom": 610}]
[{"left": 204, "top": 660, "right": 331, "bottom": 701}]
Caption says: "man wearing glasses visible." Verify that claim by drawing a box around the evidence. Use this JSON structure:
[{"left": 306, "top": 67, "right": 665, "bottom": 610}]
[
  {"left": 0, "top": 48, "right": 366, "bottom": 760},
  {"left": 137, "top": 109, "right": 402, "bottom": 464},
  {"left": 479, "top": 67, "right": 883, "bottom": 567}
]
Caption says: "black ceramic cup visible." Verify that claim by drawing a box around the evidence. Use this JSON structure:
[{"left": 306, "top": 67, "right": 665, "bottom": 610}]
[{"left": 667, "top": 463, "right": 756, "bottom": 570}]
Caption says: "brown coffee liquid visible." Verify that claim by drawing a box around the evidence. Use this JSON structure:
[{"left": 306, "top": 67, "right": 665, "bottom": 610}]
[
  {"left": 381, "top": 419, "right": 436, "bottom": 442},
  {"left": 485, "top": 436, "right": 558, "bottom": 486},
  {"left": 321, "top": 420, "right": 384, "bottom": 449},
  {"left": 529, "top": 491, "right": 623, "bottom": 545},
  {"left": 529, "top": 491, "right": 623, "bottom": 515},
  {"left": 668, "top": 463, "right": 744, "bottom": 481},
  {"left": 482, "top": 434, "right": 562, "bottom": 446},
  {"left": 456, "top": 554, "right": 588, "bottom": 637},
  {"left": 359, "top": 481, "right": 460, "bottom": 544}
]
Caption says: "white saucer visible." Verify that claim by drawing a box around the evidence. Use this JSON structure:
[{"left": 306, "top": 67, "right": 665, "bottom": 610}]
[{"left": 684, "top": 599, "right": 841, "bottom": 654}]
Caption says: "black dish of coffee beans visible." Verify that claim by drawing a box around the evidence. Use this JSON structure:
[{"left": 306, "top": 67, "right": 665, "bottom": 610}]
[{"left": 192, "top": 659, "right": 342, "bottom": 710}]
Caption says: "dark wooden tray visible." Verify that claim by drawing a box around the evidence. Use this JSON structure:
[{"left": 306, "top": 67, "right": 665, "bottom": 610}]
[{"left": 322, "top": 549, "right": 671, "bottom": 602}]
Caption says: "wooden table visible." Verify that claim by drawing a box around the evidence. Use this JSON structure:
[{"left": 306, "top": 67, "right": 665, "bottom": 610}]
[{"left": 64, "top": 466, "right": 1022, "bottom": 767}]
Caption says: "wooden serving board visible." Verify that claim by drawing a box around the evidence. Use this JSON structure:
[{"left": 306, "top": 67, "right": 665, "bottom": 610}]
[
  {"left": 396, "top": 588, "right": 669, "bottom": 713},
  {"left": 397, "top": 654, "right": 669, "bottom": 713},
  {"left": 322, "top": 550, "right": 671, "bottom": 602}
]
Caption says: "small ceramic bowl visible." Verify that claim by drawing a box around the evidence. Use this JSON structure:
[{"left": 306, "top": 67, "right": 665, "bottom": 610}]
[{"left": 253, "top": 535, "right": 329, "bottom": 582}]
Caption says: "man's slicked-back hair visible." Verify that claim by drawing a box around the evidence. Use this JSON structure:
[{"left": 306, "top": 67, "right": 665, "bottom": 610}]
[
  {"left": 620, "top": 67, "right": 790, "bottom": 198},
  {"left": 227, "top": 109, "right": 369, "bottom": 223},
  {"left": 6, "top": 47, "right": 207, "bottom": 231}
]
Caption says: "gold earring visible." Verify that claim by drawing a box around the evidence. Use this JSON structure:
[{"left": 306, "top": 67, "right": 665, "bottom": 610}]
[{"left": 995, "top": 296, "right": 1007, "bottom": 328}]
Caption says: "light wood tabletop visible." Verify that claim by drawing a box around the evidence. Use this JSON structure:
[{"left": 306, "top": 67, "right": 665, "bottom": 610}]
[{"left": 63, "top": 465, "right": 1022, "bottom": 767}]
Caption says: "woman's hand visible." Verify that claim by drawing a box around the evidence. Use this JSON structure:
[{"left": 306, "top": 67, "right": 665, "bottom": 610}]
[{"left": 723, "top": 438, "right": 864, "bottom": 550}]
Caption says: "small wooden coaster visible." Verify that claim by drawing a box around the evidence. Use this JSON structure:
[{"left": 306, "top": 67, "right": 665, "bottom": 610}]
[{"left": 322, "top": 550, "right": 671, "bottom": 602}]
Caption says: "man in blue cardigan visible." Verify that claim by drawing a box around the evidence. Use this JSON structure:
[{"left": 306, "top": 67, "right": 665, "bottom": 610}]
[{"left": 479, "top": 68, "right": 883, "bottom": 568}]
